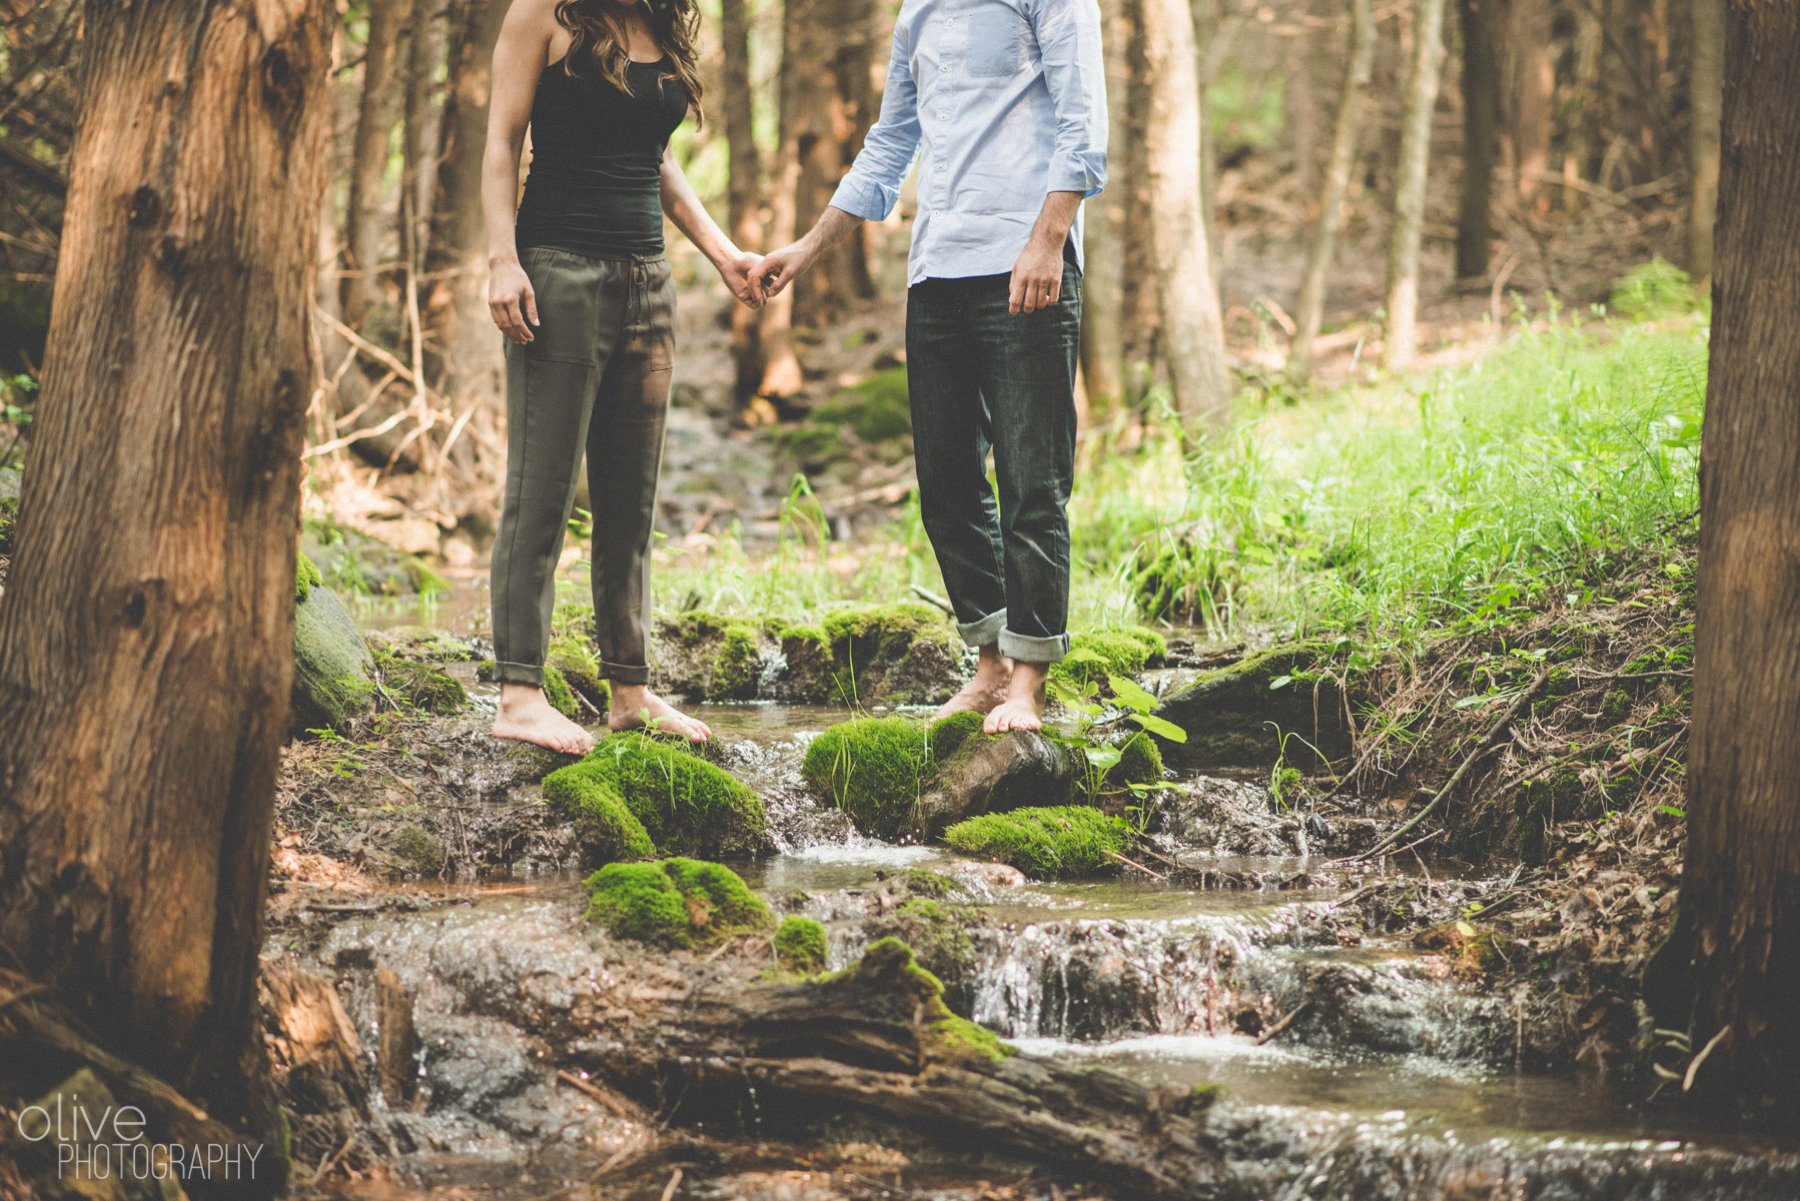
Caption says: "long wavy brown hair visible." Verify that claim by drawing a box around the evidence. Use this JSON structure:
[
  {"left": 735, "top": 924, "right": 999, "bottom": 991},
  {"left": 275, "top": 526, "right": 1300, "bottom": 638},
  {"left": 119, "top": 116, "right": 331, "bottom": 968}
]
[{"left": 553, "top": 0, "right": 705, "bottom": 126}]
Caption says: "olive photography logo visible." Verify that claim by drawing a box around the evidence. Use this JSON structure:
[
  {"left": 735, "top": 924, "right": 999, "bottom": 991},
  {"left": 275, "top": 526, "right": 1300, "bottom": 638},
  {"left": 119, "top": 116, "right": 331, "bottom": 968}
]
[{"left": 14, "top": 1088, "right": 264, "bottom": 1184}]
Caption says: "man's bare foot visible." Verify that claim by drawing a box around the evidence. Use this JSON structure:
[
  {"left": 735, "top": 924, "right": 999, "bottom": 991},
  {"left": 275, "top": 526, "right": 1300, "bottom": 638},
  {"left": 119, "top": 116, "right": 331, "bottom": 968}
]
[
  {"left": 985, "top": 661, "right": 1048, "bottom": 735},
  {"left": 937, "top": 645, "right": 1012, "bottom": 719},
  {"left": 493, "top": 683, "right": 596, "bottom": 755},
  {"left": 609, "top": 683, "right": 712, "bottom": 742}
]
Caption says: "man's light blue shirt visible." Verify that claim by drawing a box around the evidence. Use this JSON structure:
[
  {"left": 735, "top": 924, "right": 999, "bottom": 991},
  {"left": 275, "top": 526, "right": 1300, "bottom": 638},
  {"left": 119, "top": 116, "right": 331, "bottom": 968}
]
[{"left": 828, "top": 0, "right": 1108, "bottom": 288}]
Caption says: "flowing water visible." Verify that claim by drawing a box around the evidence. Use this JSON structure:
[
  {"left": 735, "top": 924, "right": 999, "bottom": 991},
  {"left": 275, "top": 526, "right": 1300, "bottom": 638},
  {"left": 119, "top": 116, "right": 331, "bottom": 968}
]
[{"left": 309, "top": 697, "right": 1800, "bottom": 1199}]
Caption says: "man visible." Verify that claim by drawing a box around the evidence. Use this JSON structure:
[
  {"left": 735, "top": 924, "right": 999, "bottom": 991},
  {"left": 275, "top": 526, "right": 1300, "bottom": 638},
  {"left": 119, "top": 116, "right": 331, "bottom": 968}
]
[{"left": 759, "top": 0, "right": 1106, "bottom": 735}]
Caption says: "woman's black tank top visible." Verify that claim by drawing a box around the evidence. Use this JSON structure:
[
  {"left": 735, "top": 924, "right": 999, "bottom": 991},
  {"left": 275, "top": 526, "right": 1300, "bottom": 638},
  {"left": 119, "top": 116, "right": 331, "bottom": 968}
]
[{"left": 515, "top": 55, "right": 689, "bottom": 258}]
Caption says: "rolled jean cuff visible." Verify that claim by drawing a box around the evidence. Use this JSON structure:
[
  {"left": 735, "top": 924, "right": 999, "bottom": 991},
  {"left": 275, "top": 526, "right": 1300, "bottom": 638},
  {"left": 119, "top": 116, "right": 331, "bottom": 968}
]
[
  {"left": 956, "top": 608, "right": 1008, "bottom": 649},
  {"left": 602, "top": 659, "right": 650, "bottom": 686},
  {"left": 494, "top": 660, "right": 545, "bottom": 687},
  {"left": 999, "top": 628, "right": 1071, "bottom": 664}
]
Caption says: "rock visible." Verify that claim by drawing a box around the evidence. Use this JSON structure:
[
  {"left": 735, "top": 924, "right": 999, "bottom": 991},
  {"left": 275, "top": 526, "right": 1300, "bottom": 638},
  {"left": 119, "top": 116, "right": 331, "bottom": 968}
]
[
  {"left": 942, "top": 806, "right": 1130, "bottom": 879},
  {"left": 542, "top": 731, "right": 769, "bottom": 862},
  {"left": 916, "top": 726, "right": 1083, "bottom": 834},
  {"left": 585, "top": 858, "right": 772, "bottom": 948},
  {"left": 292, "top": 577, "right": 376, "bottom": 735},
  {"left": 301, "top": 522, "right": 448, "bottom": 598},
  {"left": 5, "top": 1068, "right": 182, "bottom": 1201},
  {"left": 800, "top": 714, "right": 945, "bottom": 839},
  {"left": 863, "top": 896, "right": 982, "bottom": 1014},
  {"left": 1152, "top": 641, "right": 1352, "bottom": 768},
  {"left": 654, "top": 610, "right": 769, "bottom": 700},
  {"left": 1049, "top": 626, "right": 1169, "bottom": 692}
]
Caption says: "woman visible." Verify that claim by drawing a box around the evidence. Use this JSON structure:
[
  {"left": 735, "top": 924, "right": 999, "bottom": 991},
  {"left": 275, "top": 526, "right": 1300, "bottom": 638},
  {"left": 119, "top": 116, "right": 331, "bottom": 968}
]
[{"left": 483, "top": 0, "right": 760, "bottom": 753}]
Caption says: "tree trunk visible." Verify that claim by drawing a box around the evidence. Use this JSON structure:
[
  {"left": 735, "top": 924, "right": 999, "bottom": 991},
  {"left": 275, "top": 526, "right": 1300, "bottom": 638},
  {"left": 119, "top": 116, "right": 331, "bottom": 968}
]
[
  {"left": 1289, "top": 0, "right": 1376, "bottom": 383},
  {"left": 425, "top": 0, "right": 509, "bottom": 412},
  {"left": 343, "top": 0, "right": 413, "bottom": 326},
  {"left": 401, "top": 1, "right": 447, "bottom": 267},
  {"left": 1382, "top": 0, "right": 1448, "bottom": 371},
  {"left": 0, "top": 0, "right": 330, "bottom": 1170},
  {"left": 1079, "top": 0, "right": 1133, "bottom": 414},
  {"left": 1286, "top": 0, "right": 1325, "bottom": 201},
  {"left": 1646, "top": 0, "right": 1800, "bottom": 1112},
  {"left": 756, "top": 0, "right": 812, "bottom": 399},
  {"left": 1121, "top": 0, "right": 1161, "bottom": 403},
  {"left": 1504, "top": 0, "right": 1552, "bottom": 209},
  {"left": 720, "top": 0, "right": 765, "bottom": 404},
  {"left": 1140, "top": 0, "right": 1231, "bottom": 433},
  {"left": 1687, "top": 0, "right": 1724, "bottom": 282},
  {"left": 1455, "top": 0, "right": 1498, "bottom": 278}
]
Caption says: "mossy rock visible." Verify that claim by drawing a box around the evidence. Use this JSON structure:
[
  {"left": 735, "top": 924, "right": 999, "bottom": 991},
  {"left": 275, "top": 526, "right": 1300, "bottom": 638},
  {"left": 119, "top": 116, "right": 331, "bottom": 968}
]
[
  {"left": 654, "top": 610, "right": 769, "bottom": 701},
  {"left": 292, "top": 582, "right": 377, "bottom": 734},
  {"left": 548, "top": 634, "right": 610, "bottom": 711},
  {"left": 585, "top": 858, "right": 772, "bottom": 948},
  {"left": 545, "top": 731, "right": 769, "bottom": 861},
  {"left": 801, "top": 715, "right": 940, "bottom": 838},
  {"left": 773, "top": 914, "right": 829, "bottom": 975},
  {"left": 943, "top": 806, "right": 1127, "bottom": 879},
  {"left": 301, "top": 519, "right": 450, "bottom": 599},
  {"left": 1093, "top": 731, "right": 1165, "bottom": 797},
  {"left": 388, "top": 823, "right": 449, "bottom": 877},
  {"left": 809, "top": 366, "right": 913, "bottom": 459},
  {"left": 371, "top": 646, "right": 468, "bottom": 715},
  {"left": 808, "top": 603, "right": 964, "bottom": 707},
  {"left": 1050, "top": 627, "right": 1170, "bottom": 692},
  {"left": 820, "top": 938, "right": 1014, "bottom": 1065},
  {"left": 1153, "top": 641, "right": 1352, "bottom": 768},
  {"left": 916, "top": 722, "right": 1084, "bottom": 834},
  {"left": 864, "top": 896, "right": 980, "bottom": 1014}
]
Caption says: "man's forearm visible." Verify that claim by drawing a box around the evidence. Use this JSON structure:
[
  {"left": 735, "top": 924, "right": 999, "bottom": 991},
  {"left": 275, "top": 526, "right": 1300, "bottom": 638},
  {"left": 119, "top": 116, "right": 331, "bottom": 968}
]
[
  {"left": 801, "top": 205, "right": 867, "bottom": 258},
  {"left": 1026, "top": 191, "right": 1084, "bottom": 255}
]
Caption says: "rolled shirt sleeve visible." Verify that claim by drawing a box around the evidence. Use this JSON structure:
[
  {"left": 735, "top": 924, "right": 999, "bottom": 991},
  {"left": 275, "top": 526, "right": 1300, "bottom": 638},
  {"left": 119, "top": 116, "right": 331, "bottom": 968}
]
[
  {"left": 1030, "top": 0, "right": 1108, "bottom": 197},
  {"left": 829, "top": 27, "right": 923, "bottom": 221}
]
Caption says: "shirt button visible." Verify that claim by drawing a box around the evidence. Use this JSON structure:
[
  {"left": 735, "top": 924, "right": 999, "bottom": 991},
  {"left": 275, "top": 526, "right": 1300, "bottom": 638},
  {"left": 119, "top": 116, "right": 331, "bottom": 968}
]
[{"left": 940, "top": 64, "right": 950, "bottom": 74}]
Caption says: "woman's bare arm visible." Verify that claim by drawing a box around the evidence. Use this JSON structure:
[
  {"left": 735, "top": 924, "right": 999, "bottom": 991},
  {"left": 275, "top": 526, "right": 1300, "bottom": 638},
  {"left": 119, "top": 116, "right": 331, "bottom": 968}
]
[
  {"left": 661, "top": 150, "right": 763, "bottom": 307},
  {"left": 482, "top": 0, "right": 558, "bottom": 343}
]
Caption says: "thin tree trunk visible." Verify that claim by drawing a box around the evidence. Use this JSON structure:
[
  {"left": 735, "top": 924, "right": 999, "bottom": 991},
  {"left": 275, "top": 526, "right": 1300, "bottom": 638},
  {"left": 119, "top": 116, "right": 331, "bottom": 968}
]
[
  {"left": 425, "top": 0, "right": 509, "bottom": 412},
  {"left": 1079, "top": 0, "right": 1132, "bottom": 414},
  {"left": 1121, "top": 0, "right": 1160, "bottom": 404},
  {"left": 720, "top": 0, "right": 765, "bottom": 404},
  {"left": 1289, "top": 0, "right": 1376, "bottom": 383},
  {"left": 1141, "top": 0, "right": 1231, "bottom": 433},
  {"left": 1505, "top": 0, "right": 1552, "bottom": 209},
  {"left": 786, "top": 0, "right": 876, "bottom": 330},
  {"left": 343, "top": 0, "right": 412, "bottom": 326},
  {"left": 1687, "top": 0, "right": 1724, "bottom": 283},
  {"left": 402, "top": 1, "right": 446, "bottom": 266},
  {"left": 1455, "top": 0, "right": 1497, "bottom": 278},
  {"left": 757, "top": 0, "right": 810, "bottom": 399},
  {"left": 1646, "top": 0, "right": 1800, "bottom": 1110},
  {"left": 0, "top": 0, "right": 331, "bottom": 1167},
  {"left": 1287, "top": 1, "right": 1325, "bottom": 201},
  {"left": 1382, "top": 0, "right": 1448, "bottom": 371}
]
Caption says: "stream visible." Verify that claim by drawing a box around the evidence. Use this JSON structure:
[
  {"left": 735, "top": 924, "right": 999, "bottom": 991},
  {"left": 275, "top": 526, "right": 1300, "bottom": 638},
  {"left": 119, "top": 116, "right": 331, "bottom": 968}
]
[{"left": 300, "top": 678, "right": 1800, "bottom": 1200}]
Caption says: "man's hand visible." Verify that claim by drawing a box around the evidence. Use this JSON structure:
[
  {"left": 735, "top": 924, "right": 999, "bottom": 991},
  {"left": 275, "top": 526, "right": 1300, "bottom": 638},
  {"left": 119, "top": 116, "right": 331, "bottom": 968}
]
[
  {"left": 758, "top": 239, "right": 819, "bottom": 298},
  {"left": 718, "top": 250, "right": 766, "bottom": 308},
  {"left": 489, "top": 258, "right": 538, "bottom": 344},
  {"left": 1009, "top": 239, "right": 1064, "bottom": 315}
]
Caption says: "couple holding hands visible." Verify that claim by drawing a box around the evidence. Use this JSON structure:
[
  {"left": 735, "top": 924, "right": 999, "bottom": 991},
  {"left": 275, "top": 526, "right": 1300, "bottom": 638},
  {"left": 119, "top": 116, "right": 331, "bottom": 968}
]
[{"left": 483, "top": 0, "right": 1106, "bottom": 755}]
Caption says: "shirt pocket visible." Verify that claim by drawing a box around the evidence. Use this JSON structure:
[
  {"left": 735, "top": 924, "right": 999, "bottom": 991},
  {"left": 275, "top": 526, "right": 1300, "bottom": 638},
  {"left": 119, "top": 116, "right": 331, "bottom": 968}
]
[{"left": 965, "top": 7, "right": 1027, "bottom": 78}]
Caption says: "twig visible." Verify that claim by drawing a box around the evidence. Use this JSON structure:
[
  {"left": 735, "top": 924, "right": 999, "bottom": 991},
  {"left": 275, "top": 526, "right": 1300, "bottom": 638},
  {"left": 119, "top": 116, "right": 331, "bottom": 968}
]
[
  {"left": 1355, "top": 671, "right": 1549, "bottom": 861},
  {"left": 659, "top": 1168, "right": 684, "bottom": 1201},
  {"left": 1108, "top": 851, "right": 1165, "bottom": 879},
  {"left": 1683, "top": 1024, "right": 1730, "bottom": 1093},
  {"left": 1256, "top": 1000, "right": 1311, "bottom": 1046},
  {"left": 908, "top": 585, "right": 956, "bottom": 617}
]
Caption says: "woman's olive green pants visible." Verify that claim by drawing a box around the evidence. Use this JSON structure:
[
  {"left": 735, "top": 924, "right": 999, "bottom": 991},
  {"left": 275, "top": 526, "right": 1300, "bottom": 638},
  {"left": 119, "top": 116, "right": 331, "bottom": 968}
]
[{"left": 490, "top": 246, "right": 675, "bottom": 688}]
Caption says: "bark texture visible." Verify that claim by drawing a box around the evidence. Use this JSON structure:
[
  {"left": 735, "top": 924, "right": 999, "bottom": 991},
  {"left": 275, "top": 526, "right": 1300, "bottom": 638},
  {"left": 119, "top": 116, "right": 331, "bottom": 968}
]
[
  {"left": 1382, "top": 0, "right": 1448, "bottom": 370},
  {"left": 1455, "top": 0, "right": 1498, "bottom": 278},
  {"left": 1140, "top": 0, "right": 1231, "bottom": 431},
  {"left": 0, "top": 0, "right": 331, "bottom": 1164},
  {"left": 1648, "top": 0, "right": 1800, "bottom": 1111},
  {"left": 1289, "top": 0, "right": 1376, "bottom": 383}
]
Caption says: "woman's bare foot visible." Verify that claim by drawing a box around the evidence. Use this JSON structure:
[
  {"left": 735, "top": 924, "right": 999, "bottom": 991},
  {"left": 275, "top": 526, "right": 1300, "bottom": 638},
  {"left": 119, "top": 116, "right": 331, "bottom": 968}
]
[
  {"left": 984, "top": 662, "right": 1048, "bottom": 735},
  {"left": 609, "top": 683, "right": 712, "bottom": 742},
  {"left": 493, "top": 683, "right": 596, "bottom": 755},
  {"left": 936, "top": 645, "right": 1012, "bottom": 719}
]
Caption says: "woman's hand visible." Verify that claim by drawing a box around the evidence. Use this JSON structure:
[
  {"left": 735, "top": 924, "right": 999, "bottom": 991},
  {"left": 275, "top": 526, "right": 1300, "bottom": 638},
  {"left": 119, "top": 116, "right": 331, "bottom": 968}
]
[
  {"left": 718, "top": 250, "right": 766, "bottom": 309},
  {"left": 489, "top": 258, "right": 539, "bottom": 344}
]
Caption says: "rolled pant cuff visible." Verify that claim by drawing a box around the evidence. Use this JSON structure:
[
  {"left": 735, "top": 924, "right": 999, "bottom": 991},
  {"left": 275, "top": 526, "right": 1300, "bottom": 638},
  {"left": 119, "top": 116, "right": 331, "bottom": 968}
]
[
  {"left": 956, "top": 608, "right": 1008, "bottom": 649},
  {"left": 602, "top": 660, "right": 651, "bottom": 686},
  {"left": 999, "top": 628, "right": 1070, "bottom": 664},
  {"left": 494, "top": 660, "right": 545, "bottom": 687}
]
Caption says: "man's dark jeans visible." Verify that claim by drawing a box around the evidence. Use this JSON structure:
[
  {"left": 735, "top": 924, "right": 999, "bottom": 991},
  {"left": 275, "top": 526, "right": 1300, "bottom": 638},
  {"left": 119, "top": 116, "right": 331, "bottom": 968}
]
[{"left": 905, "top": 260, "right": 1080, "bottom": 664}]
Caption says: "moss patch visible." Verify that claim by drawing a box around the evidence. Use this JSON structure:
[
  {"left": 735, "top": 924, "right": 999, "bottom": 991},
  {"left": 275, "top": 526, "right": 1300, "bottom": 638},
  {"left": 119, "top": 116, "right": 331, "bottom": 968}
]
[
  {"left": 805, "top": 603, "right": 963, "bottom": 707},
  {"left": 373, "top": 648, "right": 469, "bottom": 715},
  {"left": 814, "top": 367, "right": 913, "bottom": 445},
  {"left": 295, "top": 551, "right": 322, "bottom": 603},
  {"left": 773, "top": 914, "right": 828, "bottom": 974},
  {"left": 802, "top": 716, "right": 949, "bottom": 838},
  {"left": 942, "top": 806, "right": 1127, "bottom": 878},
  {"left": 585, "top": 858, "right": 772, "bottom": 948},
  {"left": 543, "top": 664, "right": 582, "bottom": 718},
  {"left": 548, "top": 635, "right": 610, "bottom": 710},
  {"left": 545, "top": 731, "right": 768, "bottom": 860},
  {"left": 1051, "top": 627, "right": 1169, "bottom": 692},
  {"left": 821, "top": 938, "right": 1014, "bottom": 1065},
  {"left": 659, "top": 610, "right": 768, "bottom": 700},
  {"left": 292, "top": 583, "right": 377, "bottom": 734}
]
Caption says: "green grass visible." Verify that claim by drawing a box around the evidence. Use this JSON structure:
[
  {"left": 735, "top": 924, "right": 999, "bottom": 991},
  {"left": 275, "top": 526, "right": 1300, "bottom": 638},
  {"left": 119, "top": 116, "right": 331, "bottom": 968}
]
[{"left": 582, "top": 297, "right": 1708, "bottom": 654}]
